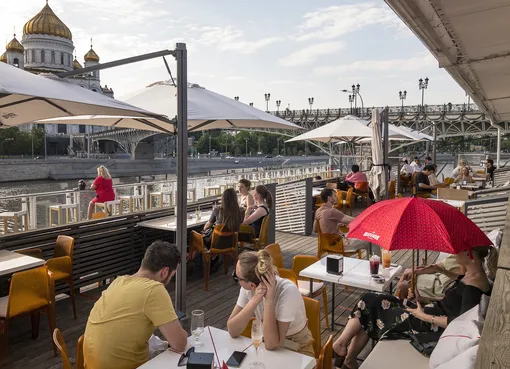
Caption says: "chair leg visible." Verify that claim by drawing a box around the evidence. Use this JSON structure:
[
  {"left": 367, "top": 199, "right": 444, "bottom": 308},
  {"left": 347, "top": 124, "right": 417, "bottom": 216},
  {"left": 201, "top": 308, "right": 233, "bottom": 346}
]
[
  {"left": 321, "top": 288, "right": 330, "bottom": 329},
  {"left": 223, "top": 255, "right": 229, "bottom": 275},
  {"left": 31, "top": 310, "right": 41, "bottom": 339},
  {"left": 68, "top": 278, "right": 77, "bottom": 319},
  {"left": 357, "top": 250, "right": 362, "bottom": 259},
  {"left": 0, "top": 319, "right": 8, "bottom": 358},
  {"left": 204, "top": 257, "right": 211, "bottom": 291}
]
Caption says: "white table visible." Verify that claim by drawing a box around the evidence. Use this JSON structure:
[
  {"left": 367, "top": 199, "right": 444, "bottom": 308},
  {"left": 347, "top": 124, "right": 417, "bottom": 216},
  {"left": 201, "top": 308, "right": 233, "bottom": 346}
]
[
  {"left": 137, "top": 211, "right": 213, "bottom": 232},
  {"left": 139, "top": 326, "right": 316, "bottom": 369},
  {"left": 299, "top": 256, "right": 403, "bottom": 331},
  {"left": 0, "top": 250, "right": 45, "bottom": 276}
]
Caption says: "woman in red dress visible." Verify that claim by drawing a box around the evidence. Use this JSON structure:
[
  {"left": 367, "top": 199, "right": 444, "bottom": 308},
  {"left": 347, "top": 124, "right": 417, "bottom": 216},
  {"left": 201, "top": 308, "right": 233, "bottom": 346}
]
[{"left": 88, "top": 165, "right": 115, "bottom": 219}]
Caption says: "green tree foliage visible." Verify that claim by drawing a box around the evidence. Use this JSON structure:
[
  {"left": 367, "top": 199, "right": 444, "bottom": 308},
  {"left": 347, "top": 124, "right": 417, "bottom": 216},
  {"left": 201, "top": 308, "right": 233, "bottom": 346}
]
[{"left": 0, "top": 127, "right": 45, "bottom": 157}]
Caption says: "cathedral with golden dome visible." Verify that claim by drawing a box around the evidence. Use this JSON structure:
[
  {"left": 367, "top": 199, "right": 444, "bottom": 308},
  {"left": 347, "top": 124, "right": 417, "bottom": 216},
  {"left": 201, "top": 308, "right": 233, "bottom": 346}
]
[{"left": 0, "top": 0, "right": 114, "bottom": 136}]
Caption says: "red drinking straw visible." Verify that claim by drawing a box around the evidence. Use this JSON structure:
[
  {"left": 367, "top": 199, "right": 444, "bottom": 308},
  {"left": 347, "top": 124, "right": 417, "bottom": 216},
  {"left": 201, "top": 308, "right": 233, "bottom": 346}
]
[{"left": 208, "top": 326, "right": 221, "bottom": 369}]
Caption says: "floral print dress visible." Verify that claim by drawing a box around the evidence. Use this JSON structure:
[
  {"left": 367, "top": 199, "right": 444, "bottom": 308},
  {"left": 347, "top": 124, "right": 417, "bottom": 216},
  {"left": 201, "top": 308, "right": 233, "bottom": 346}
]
[{"left": 351, "top": 293, "right": 443, "bottom": 341}]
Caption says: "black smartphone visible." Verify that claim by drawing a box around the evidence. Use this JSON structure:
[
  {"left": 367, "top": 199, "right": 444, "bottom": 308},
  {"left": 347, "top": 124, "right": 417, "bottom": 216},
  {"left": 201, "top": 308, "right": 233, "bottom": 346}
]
[
  {"left": 404, "top": 299, "right": 417, "bottom": 309},
  {"left": 226, "top": 351, "right": 247, "bottom": 367}
]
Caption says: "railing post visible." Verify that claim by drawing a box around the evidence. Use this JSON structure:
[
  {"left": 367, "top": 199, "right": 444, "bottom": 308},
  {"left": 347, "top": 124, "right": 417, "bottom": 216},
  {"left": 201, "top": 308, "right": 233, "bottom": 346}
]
[{"left": 29, "top": 195, "right": 37, "bottom": 230}]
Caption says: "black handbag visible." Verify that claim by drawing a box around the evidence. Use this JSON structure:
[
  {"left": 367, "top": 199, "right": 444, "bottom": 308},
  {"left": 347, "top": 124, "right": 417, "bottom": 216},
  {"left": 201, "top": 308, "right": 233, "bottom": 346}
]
[{"left": 408, "top": 332, "right": 440, "bottom": 357}]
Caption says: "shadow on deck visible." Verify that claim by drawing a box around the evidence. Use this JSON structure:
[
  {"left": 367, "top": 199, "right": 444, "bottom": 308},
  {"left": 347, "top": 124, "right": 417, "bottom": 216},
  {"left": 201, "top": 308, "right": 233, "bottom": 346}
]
[{"left": 2, "top": 231, "right": 439, "bottom": 369}]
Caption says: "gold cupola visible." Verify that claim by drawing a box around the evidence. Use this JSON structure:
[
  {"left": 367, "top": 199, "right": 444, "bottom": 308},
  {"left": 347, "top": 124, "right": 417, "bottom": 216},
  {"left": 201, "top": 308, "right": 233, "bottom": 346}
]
[
  {"left": 72, "top": 56, "right": 82, "bottom": 69},
  {"left": 0, "top": 52, "right": 7, "bottom": 63},
  {"left": 6, "top": 34, "right": 24, "bottom": 53},
  {"left": 23, "top": 1, "right": 73, "bottom": 41},
  {"left": 84, "top": 39, "right": 99, "bottom": 63}
]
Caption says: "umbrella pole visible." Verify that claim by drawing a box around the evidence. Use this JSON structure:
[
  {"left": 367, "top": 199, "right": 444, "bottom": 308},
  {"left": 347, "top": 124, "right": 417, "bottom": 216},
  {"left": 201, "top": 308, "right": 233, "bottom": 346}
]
[{"left": 410, "top": 249, "right": 416, "bottom": 300}]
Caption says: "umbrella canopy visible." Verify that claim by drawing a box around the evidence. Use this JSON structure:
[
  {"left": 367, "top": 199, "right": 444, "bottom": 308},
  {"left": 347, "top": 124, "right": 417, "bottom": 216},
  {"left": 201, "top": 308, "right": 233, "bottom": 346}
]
[
  {"left": 347, "top": 197, "right": 492, "bottom": 254},
  {"left": 0, "top": 62, "right": 173, "bottom": 133},
  {"left": 368, "top": 109, "right": 385, "bottom": 201},
  {"left": 121, "top": 81, "right": 301, "bottom": 131}
]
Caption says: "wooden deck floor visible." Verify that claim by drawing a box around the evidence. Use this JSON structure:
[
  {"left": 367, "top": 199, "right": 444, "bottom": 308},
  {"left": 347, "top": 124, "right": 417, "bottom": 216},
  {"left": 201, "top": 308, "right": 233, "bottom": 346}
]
[{"left": 2, "top": 231, "right": 439, "bottom": 369}]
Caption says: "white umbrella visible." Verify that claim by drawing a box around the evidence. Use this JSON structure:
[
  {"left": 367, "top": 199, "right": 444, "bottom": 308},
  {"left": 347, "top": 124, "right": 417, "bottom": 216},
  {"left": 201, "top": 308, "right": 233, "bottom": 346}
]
[
  {"left": 368, "top": 109, "right": 385, "bottom": 201},
  {"left": 343, "top": 124, "right": 433, "bottom": 144},
  {"left": 0, "top": 62, "right": 173, "bottom": 132},
  {"left": 122, "top": 81, "right": 301, "bottom": 131}
]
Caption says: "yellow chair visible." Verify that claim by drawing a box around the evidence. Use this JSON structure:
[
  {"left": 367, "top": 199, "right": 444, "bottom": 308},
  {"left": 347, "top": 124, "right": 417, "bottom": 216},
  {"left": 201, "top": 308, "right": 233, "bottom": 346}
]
[
  {"left": 53, "top": 328, "right": 72, "bottom": 369},
  {"left": 265, "top": 243, "right": 284, "bottom": 268},
  {"left": 91, "top": 211, "right": 106, "bottom": 219},
  {"left": 77, "top": 335, "right": 84, "bottom": 369},
  {"left": 388, "top": 180, "right": 396, "bottom": 199},
  {"left": 238, "top": 215, "right": 271, "bottom": 251},
  {"left": 16, "top": 248, "right": 44, "bottom": 259},
  {"left": 0, "top": 266, "right": 56, "bottom": 356},
  {"left": 338, "top": 188, "right": 354, "bottom": 215},
  {"left": 444, "top": 177, "right": 455, "bottom": 185},
  {"left": 316, "top": 335, "right": 333, "bottom": 369},
  {"left": 278, "top": 268, "right": 298, "bottom": 285},
  {"left": 354, "top": 181, "right": 370, "bottom": 208},
  {"left": 316, "top": 221, "right": 362, "bottom": 260},
  {"left": 292, "top": 256, "right": 329, "bottom": 329},
  {"left": 46, "top": 235, "right": 77, "bottom": 319},
  {"left": 333, "top": 190, "right": 345, "bottom": 211},
  {"left": 240, "top": 317, "right": 255, "bottom": 339},
  {"left": 303, "top": 296, "right": 321, "bottom": 359}
]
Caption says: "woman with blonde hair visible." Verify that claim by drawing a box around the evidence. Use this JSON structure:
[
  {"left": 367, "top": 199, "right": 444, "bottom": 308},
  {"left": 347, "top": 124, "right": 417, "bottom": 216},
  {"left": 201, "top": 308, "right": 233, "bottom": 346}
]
[
  {"left": 88, "top": 165, "right": 115, "bottom": 219},
  {"left": 452, "top": 159, "right": 471, "bottom": 177},
  {"left": 227, "top": 250, "right": 314, "bottom": 357},
  {"left": 455, "top": 166, "right": 474, "bottom": 184}
]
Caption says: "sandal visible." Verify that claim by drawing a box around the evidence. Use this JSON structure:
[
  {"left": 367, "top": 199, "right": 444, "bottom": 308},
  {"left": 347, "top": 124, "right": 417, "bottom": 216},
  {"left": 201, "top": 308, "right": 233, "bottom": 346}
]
[{"left": 332, "top": 353, "right": 345, "bottom": 368}]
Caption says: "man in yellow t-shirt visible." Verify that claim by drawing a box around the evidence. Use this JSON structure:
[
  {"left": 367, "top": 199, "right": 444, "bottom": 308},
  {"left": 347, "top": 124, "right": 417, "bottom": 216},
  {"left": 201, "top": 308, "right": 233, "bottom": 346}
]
[{"left": 83, "top": 240, "right": 188, "bottom": 369}]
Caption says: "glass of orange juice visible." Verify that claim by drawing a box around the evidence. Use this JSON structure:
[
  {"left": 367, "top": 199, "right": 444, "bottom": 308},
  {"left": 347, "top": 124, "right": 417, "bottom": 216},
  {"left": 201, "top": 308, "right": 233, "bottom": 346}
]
[{"left": 382, "top": 250, "right": 392, "bottom": 269}]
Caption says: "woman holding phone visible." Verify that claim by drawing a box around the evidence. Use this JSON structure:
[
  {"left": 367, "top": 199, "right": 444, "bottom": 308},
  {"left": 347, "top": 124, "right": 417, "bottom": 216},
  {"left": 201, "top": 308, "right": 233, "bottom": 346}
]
[{"left": 227, "top": 250, "right": 314, "bottom": 357}]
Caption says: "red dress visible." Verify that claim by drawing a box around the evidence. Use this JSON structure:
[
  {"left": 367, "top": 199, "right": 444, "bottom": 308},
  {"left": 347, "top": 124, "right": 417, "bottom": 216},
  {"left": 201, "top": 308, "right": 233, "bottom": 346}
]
[{"left": 91, "top": 176, "right": 115, "bottom": 203}]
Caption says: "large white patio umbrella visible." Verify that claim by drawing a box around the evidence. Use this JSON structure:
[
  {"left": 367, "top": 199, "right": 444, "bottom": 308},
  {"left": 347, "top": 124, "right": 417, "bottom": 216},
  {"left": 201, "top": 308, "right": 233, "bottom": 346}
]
[
  {"left": 368, "top": 109, "right": 385, "bottom": 201},
  {"left": 0, "top": 63, "right": 174, "bottom": 132}
]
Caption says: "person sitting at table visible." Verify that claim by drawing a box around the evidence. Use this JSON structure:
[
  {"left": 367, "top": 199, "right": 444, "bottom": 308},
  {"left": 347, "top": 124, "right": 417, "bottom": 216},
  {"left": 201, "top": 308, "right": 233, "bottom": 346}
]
[
  {"left": 314, "top": 188, "right": 379, "bottom": 257},
  {"left": 238, "top": 179, "right": 254, "bottom": 215},
  {"left": 452, "top": 158, "right": 471, "bottom": 177},
  {"left": 415, "top": 165, "right": 437, "bottom": 197},
  {"left": 455, "top": 166, "right": 474, "bottom": 184},
  {"left": 410, "top": 157, "right": 423, "bottom": 172},
  {"left": 485, "top": 158, "right": 495, "bottom": 182},
  {"left": 428, "top": 164, "right": 445, "bottom": 187},
  {"left": 331, "top": 245, "right": 497, "bottom": 369},
  {"left": 243, "top": 185, "right": 272, "bottom": 237},
  {"left": 400, "top": 159, "right": 413, "bottom": 176},
  {"left": 83, "top": 240, "right": 187, "bottom": 369},
  {"left": 227, "top": 250, "right": 315, "bottom": 357},
  {"left": 338, "top": 165, "right": 367, "bottom": 191}
]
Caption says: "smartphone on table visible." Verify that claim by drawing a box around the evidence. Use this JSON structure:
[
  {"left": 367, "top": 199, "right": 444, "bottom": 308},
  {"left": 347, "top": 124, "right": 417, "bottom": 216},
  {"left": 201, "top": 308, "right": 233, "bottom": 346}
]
[{"left": 226, "top": 351, "right": 247, "bottom": 367}]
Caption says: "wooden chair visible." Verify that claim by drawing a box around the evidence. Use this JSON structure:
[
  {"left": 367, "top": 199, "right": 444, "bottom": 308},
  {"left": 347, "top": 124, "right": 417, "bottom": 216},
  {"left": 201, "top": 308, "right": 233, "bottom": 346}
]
[
  {"left": 240, "top": 317, "right": 255, "bottom": 339},
  {"left": 337, "top": 188, "right": 354, "bottom": 215},
  {"left": 265, "top": 243, "right": 284, "bottom": 268},
  {"left": 292, "top": 256, "right": 329, "bottom": 329},
  {"left": 444, "top": 177, "right": 455, "bottom": 186},
  {"left": 190, "top": 226, "right": 238, "bottom": 291},
  {"left": 412, "top": 186, "right": 431, "bottom": 198},
  {"left": 238, "top": 215, "right": 271, "bottom": 251},
  {"left": 53, "top": 329, "right": 72, "bottom": 369},
  {"left": 46, "top": 235, "right": 77, "bottom": 319},
  {"left": 316, "top": 221, "right": 362, "bottom": 260},
  {"left": 91, "top": 211, "right": 106, "bottom": 219},
  {"left": 278, "top": 268, "right": 298, "bottom": 285},
  {"left": 303, "top": 296, "right": 321, "bottom": 359},
  {"left": 0, "top": 266, "right": 57, "bottom": 356},
  {"left": 333, "top": 190, "right": 345, "bottom": 211},
  {"left": 77, "top": 335, "right": 84, "bottom": 369},
  {"left": 316, "top": 335, "right": 333, "bottom": 369},
  {"left": 388, "top": 180, "right": 396, "bottom": 199},
  {"left": 354, "top": 181, "right": 370, "bottom": 208}
]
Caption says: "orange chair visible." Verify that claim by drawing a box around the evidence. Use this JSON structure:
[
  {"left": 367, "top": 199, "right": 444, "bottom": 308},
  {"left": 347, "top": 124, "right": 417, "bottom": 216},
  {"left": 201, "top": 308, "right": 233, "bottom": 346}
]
[
  {"left": 316, "top": 221, "right": 362, "bottom": 260},
  {"left": 354, "top": 181, "right": 370, "bottom": 208},
  {"left": 91, "top": 212, "right": 106, "bottom": 219},
  {"left": 53, "top": 329, "right": 72, "bottom": 369},
  {"left": 240, "top": 317, "right": 255, "bottom": 339},
  {"left": 238, "top": 215, "right": 271, "bottom": 251},
  {"left": 333, "top": 190, "right": 345, "bottom": 210},
  {"left": 0, "top": 266, "right": 56, "bottom": 356},
  {"left": 388, "top": 180, "right": 396, "bottom": 199},
  {"left": 46, "top": 235, "right": 77, "bottom": 319},
  {"left": 77, "top": 335, "right": 84, "bottom": 369},
  {"left": 316, "top": 335, "right": 333, "bottom": 369},
  {"left": 292, "top": 256, "right": 329, "bottom": 329},
  {"left": 265, "top": 243, "right": 284, "bottom": 268},
  {"left": 337, "top": 188, "right": 354, "bottom": 215},
  {"left": 303, "top": 296, "right": 321, "bottom": 359},
  {"left": 190, "top": 226, "right": 238, "bottom": 291},
  {"left": 278, "top": 268, "right": 298, "bottom": 285}
]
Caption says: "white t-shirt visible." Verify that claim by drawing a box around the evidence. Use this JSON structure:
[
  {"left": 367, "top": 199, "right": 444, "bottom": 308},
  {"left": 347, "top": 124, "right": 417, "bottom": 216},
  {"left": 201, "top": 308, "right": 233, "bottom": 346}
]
[{"left": 236, "top": 276, "right": 307, "bottom": 336}]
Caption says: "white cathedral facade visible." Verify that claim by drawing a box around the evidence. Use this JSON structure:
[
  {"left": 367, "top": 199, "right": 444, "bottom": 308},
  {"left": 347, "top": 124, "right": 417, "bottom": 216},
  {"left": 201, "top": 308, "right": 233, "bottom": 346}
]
[{"left": 0, "top": 0, "right": 113, "bottom": 136}]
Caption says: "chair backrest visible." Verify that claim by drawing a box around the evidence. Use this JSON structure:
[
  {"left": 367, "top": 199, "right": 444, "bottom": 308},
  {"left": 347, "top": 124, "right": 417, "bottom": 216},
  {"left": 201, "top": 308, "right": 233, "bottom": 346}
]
[
  {"left": 334, "top": 190, "right": 345, "bottom": 209},
  {"left": 292, "top": 255, "right": 319, "bottom": 282},
  {"left": 91, "top": 212, "right": 106, "bottom": 219},
  {"left": 388, "top": 180, "right": 396, "bottom": 199},
  {"left": 437, "top": 187, "right": 470, "bottom": 201},
  {"left": 303, "top": 296, "right": 321, "bottom": 358},
  {"left": 76, "top": 335, "right": 85, "bottom": 369},
  {"left": 444, "top": 177, "right": 455, "bottom": 185},
  {"left": 355, "top": 181, "right": 368, "bottom": 192},
  {"left": 54, "top": 235, "right": 75, "bottom": 260},
  {"left": 190, "top": 230, "right": 206, "bottom": 255},
  {"left": 265, "top": 243, "right": 284, "bottom": 268},
  {"left": 8, "top": 265, "right": 50, "bottom": 318},
  {"left": 240, "top": 317, "right": 255, "bottom": 339},
  {"left": 316, "top": 221, "right": 343, "bottom": 257},
  {"left": 316, "top": 335, "right": 333, "bottom": 369},
  {"left": 345, "top": 187, "right": 354, "bottom": 203},
  {"left": 210, "top": 224, "right": 238, "bottom": 252},
  {"left": 238, "top": 224, "right": 256, "bottom": 243},
  {"left": 53, "top": 328, "right": 72, "bottom": 369},
  {"left": 278, "top": 268, "right": 298, "bottom": 285},
  {"left": 258, "top": 214, "right": 271, "bottom": 246}
]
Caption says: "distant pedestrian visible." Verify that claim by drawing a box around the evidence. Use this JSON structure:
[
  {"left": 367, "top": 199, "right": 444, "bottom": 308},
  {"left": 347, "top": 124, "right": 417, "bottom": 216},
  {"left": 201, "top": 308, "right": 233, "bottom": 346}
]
[{"left": 88, "top": 165, "right": 115, "bottom": 219}]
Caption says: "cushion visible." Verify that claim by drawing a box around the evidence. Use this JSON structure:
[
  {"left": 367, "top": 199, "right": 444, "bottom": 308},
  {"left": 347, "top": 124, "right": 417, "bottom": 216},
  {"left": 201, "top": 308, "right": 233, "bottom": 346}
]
[
  {"left": 0, "top": 296, "right": 8, "bottom": 318},
  {"left": 429, "top": 305, "right": 481, "bottom": 369},
  {"left": 360, "top": 340, "right": 429, "bottom": 369},
  {"left": 297, "top": 280, "right": 324, "bottom": 295}
]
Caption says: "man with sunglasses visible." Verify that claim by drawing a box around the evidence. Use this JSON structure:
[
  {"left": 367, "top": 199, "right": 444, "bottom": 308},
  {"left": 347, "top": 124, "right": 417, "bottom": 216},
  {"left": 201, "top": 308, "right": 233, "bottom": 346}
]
[{"left": 83, "top": 240, "right": 188, "bottom": 369}]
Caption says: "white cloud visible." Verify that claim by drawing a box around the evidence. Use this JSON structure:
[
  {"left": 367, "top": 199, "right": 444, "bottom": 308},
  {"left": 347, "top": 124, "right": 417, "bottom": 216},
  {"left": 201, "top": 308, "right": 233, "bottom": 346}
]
[
  {"left": 314, "top": 53, "right": 437, "bottom": 76},
  {"left": 294, "top": 3, "right": 400, "bottom": 41},
  {"left": 279, "top": 42, "right": 344, "bottom": 67},
  {"left": 188, "top": 25, "right": 283, "bottom": 54}
]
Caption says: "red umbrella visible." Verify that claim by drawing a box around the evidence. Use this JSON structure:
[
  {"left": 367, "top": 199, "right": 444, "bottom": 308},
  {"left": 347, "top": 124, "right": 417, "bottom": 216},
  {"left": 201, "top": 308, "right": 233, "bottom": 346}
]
[{"left": 347, "top": 197, "right": 491, "bottom": 253}]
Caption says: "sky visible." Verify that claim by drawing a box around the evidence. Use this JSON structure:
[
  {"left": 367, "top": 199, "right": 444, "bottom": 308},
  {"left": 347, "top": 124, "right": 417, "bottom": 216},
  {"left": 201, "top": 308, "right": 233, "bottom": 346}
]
[{"left": 0, "top": 0, "right": 470, "bottom": 110}]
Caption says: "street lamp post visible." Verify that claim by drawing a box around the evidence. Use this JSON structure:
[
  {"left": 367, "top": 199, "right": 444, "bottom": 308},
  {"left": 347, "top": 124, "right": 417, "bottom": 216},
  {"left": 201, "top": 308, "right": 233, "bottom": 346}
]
[
  {"left": 276, "top": 100, "right": 281, "bottom": 112},
  {"left": 342, "top": 85, "right": 363, "bottom": 117},
  {"left": 399, "top": 90, "right": 407, "bottom": 115},
  {"left": 308, "top": 97, "right": 314, "bottom": 111},
  {"left": 249, "top": 102, "right": 253, "bottom": 107},
  {"left": 234, "top": 96, "right": 239, "bottom": 101},
  {"left": 245, "top": 138, "right": 248, "bottom": 157},
  {"left": 264, "top": 93, "right": 271, "bottom": 111},
  {"left": 348, "top": 94, "right": 354, "bottom": 114},
  {"left": 418, "top": 77, "right": 429, "bottom": 113}
]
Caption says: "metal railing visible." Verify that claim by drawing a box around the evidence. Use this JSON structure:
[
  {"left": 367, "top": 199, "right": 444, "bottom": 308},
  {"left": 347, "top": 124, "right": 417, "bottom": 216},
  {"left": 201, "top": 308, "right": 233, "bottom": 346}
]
[
  {"left": 465, "top": 195, "right": 508, "bottom": 233},
  {"left": 275, "top": 178, "right": 313, "bottom": 235}
]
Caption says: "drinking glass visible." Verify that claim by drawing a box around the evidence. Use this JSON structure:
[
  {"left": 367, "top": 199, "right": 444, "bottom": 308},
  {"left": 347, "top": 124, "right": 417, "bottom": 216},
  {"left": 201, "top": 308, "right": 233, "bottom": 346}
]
[
  {"left": 191, "top": 310, "right": 205, "bottom": 347},
  {"left": 249, "top": 320, "right": 265, "bottom": 369}
]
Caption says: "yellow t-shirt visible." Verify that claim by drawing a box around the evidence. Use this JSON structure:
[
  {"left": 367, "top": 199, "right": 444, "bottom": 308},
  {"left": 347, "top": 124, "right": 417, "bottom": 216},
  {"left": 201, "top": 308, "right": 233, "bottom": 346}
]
[{"left": 83, "top": 276, "right": 177, "bottom": 369}]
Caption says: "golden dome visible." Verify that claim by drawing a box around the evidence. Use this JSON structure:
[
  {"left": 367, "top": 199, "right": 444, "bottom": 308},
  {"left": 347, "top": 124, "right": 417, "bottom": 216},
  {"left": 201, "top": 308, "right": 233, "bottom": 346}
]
[
  {"left": 72, "top": 57, "right": 82, "bottom": 69},
  {"left": 84, "top": 48, "right": 99, "bottom": 63},
  {"left": 6, "top": 35, "right": 24, "bottom": 53},
  {"left": 23, "top": 1, "right": 72, "bottom": 41},
  {"left": 0, "top": 52, "right": 7, "bottom": 63}
]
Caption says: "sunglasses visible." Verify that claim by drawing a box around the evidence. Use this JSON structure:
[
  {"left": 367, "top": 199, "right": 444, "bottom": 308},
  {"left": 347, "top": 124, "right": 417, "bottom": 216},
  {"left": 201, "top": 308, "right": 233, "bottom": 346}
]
[
  {"left": 178, "top": 347, "right": 195, "bottom": 366},
  {"left": 232, "top": 270, "right": 261, "bottom": 285}
]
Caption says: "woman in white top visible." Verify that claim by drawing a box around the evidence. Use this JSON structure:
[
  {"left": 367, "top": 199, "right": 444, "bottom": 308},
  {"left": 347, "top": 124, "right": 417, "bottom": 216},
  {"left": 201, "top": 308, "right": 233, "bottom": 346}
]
[
  {"left": 238, "top": 179, "right": 254, "bottom": 213},
  {"left": 227, "top": 250, "right": 314, "bottom": 357}
]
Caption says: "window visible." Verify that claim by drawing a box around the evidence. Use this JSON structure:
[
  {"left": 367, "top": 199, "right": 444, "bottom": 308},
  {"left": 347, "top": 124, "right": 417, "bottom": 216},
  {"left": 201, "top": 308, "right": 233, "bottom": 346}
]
[
  {"left": 92, "top": 88, "right": 98, "bottom": 92},
  {"left": 51, "top": 51, "right": 55, "bottom": 63},
  {"left": 32, "top": 49, "right": 36, "bottom": 63},
  {"left": 13, "top": 58, "right": 19, "bottom": 68},
  {"left": 68, "top": 54, "right": 71, "bottom": 66},
  {"left": 60, "top": 52, "right": 64, "bottom": 65},
  {"left": 41, "top": 50, "right": 45, "bottom": 63},
  {"left": 57, "top": 124, "right": 67, "bottom": 134},
  {"left": 79, "top": 125, "right": 86, "bottom": 134}
]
